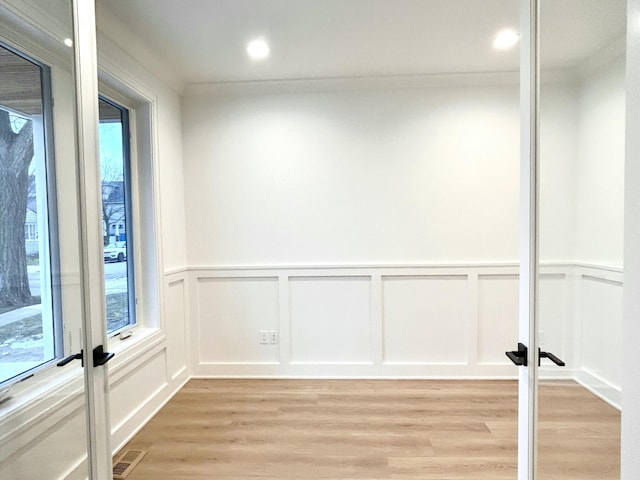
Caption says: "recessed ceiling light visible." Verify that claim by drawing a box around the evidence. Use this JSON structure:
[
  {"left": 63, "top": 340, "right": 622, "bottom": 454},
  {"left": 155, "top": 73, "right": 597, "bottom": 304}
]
[
  {"left": 247, "top": 39, "right": 270, "bottom": 60},
  {"left": 493, "top": 30, "right": 520, "bottom": 50},
  {"left": 63, "top": 38, "right": 73, "bottom": 47}
]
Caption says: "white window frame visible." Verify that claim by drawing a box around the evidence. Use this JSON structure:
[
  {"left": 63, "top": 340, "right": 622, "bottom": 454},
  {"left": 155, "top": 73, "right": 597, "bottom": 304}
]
[
  {"left": 0, "top": 43, "right": 64, "bottom": 388},
  {"left": 97, "top": 74, "right": 163, "bottom": 354},
  {"left": 98, "top": 94, "right": 137, "bottom": 336}
]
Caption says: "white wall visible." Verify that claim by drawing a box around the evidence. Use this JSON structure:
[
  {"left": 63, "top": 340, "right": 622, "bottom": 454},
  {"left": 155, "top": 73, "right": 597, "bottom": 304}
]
[
  {"left": 539, "top": 81, "right": 579, "bottom": 263},
  {"left": 575, "top": 59, "right": 626, "bottom": 267},
  {"left": 183, "top": 81, "right": 522, "bottom": 266}
]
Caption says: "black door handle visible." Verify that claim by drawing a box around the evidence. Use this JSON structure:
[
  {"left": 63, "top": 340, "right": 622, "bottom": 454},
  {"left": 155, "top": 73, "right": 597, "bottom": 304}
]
[
  {"left": 93, "top": 345, "right": 115, "bottom": 367},
  {"left": 56, "top": 346, "right": 114, "bottom": 368},
  {"left": 57, "top": 351, "right": 83, "bottom": 367},
  {"left": 539, "top": 348, "right": 565, "bottom": 367},
  {"left": 506, "top": 342, "right": 528, "bottom": 366}
]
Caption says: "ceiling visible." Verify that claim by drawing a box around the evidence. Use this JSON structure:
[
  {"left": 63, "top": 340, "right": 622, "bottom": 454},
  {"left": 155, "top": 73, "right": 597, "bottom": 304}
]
[
  {"left": 99, "top": 0, "right": 626, "bottom": 85},
  {"left": 0, "top": 45, "right": 42, "bottom": 115}
]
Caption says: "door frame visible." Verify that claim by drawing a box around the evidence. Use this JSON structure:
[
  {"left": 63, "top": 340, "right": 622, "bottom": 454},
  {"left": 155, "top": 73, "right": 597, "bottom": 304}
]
[
  {"left": 518, "top": 0, "right": 539, "bottom": 478},
  {"left": 623, "top": 1, "right": 640, "bottom": 477},
  {"left": 71, "top": 0, "right": 113, "bottom": 477}
]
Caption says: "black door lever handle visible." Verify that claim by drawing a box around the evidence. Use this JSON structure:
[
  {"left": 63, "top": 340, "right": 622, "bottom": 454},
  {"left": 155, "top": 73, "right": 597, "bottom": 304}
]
[
  {"left": 506, "top": 342, "right": 528, "bottom": 366},
  {"left": 56, "top": 345, "right": 114, "bottom": 368},
  {"left": 93, "top": 345, "right": 115, "bottom": 367},
  {"left": 539, "top": 349, "right": 565, "bottom": 367},
  {"left": 57, "top": 351, "right": 83, "bottom": 367}
]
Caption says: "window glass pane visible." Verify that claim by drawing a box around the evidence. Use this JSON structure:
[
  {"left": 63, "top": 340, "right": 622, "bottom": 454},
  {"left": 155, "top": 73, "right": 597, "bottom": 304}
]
[
  {"left": 0, "top": 44, "right": 57, "bottom": 384},
  {"left": 99, "top": 97, "right": 135, "bottom": 334}
]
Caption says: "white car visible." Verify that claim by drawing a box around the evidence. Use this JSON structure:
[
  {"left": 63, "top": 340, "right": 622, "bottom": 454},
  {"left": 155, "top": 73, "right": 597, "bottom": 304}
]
[{"left": 104, "top": 241, "right": 127, "bottom": 262}]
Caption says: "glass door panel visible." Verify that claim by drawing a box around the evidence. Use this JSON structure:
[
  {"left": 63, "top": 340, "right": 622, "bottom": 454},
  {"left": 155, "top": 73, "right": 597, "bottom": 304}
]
[
  {"left": 0, "top": 0, "right": 109, "bottom": 478},
  {"left": 537, "top": 0, "right": 625, "bottom": 478}
]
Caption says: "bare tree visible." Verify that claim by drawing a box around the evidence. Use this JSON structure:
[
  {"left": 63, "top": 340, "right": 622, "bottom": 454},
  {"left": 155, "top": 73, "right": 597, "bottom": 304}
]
[
  {"left": 101, "top": 160, "right": 125, "bottom": 246},
  {"left": 0, "top": 110, "right": 33, "bottom": 307}
]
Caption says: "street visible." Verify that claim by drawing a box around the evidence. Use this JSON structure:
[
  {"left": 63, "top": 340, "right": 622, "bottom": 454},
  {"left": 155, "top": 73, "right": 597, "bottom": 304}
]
[{"left": 28, "top": 260, "right": 129, "bottom": 297}]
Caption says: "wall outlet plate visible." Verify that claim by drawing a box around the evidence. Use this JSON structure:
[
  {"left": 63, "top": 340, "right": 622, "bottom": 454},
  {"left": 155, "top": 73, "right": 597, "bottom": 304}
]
[
  {"left": 259, "top": 331, "right": 269, "bottom": 344},
  {"left": 269, "top": 331, "right": 279, "bottom": 344}
]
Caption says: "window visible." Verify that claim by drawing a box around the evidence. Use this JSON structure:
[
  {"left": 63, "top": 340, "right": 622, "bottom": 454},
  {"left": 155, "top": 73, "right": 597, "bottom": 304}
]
[
  {"left": 24, "top": 224, "right": 38, "bottom": 240},
  {"left": 98, "top": 96, "right": 136, "bottom": 334},
  {"left": 0, "top": 44, "right": 60, "bottom": 385}
]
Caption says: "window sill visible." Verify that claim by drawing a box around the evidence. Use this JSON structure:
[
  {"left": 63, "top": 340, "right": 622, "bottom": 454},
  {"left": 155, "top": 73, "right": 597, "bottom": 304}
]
[
  {"left": 107, "top": 326, "right": 163, "bottom": 356},
  {"left": 106, "top": 327, "right": 165, "bottom": 379}
]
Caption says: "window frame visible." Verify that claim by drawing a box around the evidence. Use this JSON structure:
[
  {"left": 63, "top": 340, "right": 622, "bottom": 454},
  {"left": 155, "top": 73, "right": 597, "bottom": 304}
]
[
  {"left": 0, "top": 40, "right": 64, "bottom": 387},
  {"left": 98, "top": 94, "right": 138, "bottom": 336},
  {"left": 97, "top": 68, "right": 163, "bottom": 354}
]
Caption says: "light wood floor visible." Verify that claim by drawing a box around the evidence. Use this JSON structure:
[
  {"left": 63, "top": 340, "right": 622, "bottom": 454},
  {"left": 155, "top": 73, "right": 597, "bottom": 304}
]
[{"left": 120, "top": 379, "right": 619, "bottom": 480}]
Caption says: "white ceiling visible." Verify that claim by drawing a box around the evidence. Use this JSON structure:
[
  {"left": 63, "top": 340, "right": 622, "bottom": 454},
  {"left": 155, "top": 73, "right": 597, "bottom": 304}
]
[{"left": 99, "top": 0, "right": 626, "bottom": 85}]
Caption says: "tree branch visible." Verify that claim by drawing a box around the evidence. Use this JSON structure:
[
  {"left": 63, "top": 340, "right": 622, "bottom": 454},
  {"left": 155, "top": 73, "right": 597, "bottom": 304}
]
[
  {"left": 0, "top": 110, "right": 14, "bottom": 150},
  {"left": 11, "top": 120, "right": 33, "bottom": 172}
]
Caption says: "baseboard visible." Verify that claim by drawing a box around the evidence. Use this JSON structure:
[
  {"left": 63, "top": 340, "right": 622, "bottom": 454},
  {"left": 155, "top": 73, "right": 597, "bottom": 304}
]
[
  {"left": 574, "top": 368, "right": 621, "bottom": 410},
  {"left": 194, "top": 362, "right": 519, "bottom": 379}
]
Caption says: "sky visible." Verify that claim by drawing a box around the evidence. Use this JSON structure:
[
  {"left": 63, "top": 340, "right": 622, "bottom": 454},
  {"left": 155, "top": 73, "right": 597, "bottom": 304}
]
[{"left": 99, "top": 122, "right": 125, "bottom": 180}]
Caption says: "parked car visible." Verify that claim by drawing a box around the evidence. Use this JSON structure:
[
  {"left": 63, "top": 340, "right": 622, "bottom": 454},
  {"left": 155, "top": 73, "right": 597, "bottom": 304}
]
[{"left": 104, "top": 241, "right": 127, "bottom": 262}]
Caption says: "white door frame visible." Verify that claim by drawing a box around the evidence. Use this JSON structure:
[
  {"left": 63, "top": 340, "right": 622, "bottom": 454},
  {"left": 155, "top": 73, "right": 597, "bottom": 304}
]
[
  {"left": 518, "top": 0, "right": 539, "bottom": 479},
  {"left": 623, "top": 0, "right": 640, "bottom": 478},
  {"left": 71, "top": 0, "right": 113, "bottom": 478}
]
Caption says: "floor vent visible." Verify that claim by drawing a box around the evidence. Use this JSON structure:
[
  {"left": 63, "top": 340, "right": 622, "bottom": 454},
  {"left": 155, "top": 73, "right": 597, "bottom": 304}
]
[{"left": 112, "top": 449, "right": 147, "bottom": 479}]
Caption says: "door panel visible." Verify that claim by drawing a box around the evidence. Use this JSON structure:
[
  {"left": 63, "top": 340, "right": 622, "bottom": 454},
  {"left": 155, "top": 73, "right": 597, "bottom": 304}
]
[
  {"left": 517, "top": 1, "right": 540, "bottom": 478},
  {"left": 537, "top": 0, "right": 624, "bottom": 478},
  {"left": 0, "top": 0, "right": 110, "bottom": 478}
]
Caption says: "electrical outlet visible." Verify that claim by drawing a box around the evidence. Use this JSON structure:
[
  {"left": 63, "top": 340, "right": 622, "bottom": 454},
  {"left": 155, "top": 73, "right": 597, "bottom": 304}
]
[
  {"left": 259, "top": 330, "right": 269, "bottom": 344},
  {"left": 269, "top": 331, "right": 279, "bottom": 344}
]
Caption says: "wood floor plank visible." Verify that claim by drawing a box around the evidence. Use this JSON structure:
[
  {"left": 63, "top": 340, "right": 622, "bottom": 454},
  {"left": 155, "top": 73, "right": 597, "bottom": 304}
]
[{"left": 120, "top": 379, "right": 619, "bottom": 480}]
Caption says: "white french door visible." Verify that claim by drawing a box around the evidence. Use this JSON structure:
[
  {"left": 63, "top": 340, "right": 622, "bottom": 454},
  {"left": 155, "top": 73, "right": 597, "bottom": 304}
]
[
  {"left": 0, "top": 0, "right": 112, "bottom": 478},
  {"left": 72, "top": 0, "right": 114, "bottom": 477},
  {"left": 516, "top": 1, "right": 625, "bottom": 479},
  {"left": 516, "top": 1, "right": 540, "bottom": 478}
]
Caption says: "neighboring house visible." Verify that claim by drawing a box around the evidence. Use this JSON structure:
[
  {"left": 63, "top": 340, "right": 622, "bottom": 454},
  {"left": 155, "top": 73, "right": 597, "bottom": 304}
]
[
  {"left": 24, "top": 205, "right": 38, "bottom": 255},
  {"left": 24, "top": 179, "right": 126, "bottom": 255},
  {"left": 102, "top": 180, "right": 127, "bottom": 243},
  {"left": 25, "top": 179, "right": 38, "bottom": 255}
]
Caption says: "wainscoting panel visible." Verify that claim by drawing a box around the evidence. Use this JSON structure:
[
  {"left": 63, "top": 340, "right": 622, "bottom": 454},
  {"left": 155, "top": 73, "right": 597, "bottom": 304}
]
[
  {"left": 289, "top": 276, "right": 372, "bottom": 364},
  {"left": 189, "top": 265, "right": 521, "bottom": 377},
  {"left": 578, "top": 270, "right": 623, "bottom": 407},
  {"left": 382, "top": 275, "right": 470, "bottom": 364},
  {"left": 109, "top": 270, "right": 192, "bottom": 453},
  {"left": 477, "top": 274, "right": 519, "bottom": 365},
  {"left": 196, "top": 277, "right": 280, "bottom": 363},
  {"left": 188, "top": 263, "right": 622, "bottom": 409},
  {"left": 165, "top": 276, "right": 188, "bottom": 380},
  {"left": 110, "top": 349, "right": 168, "bottom": 436}
]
